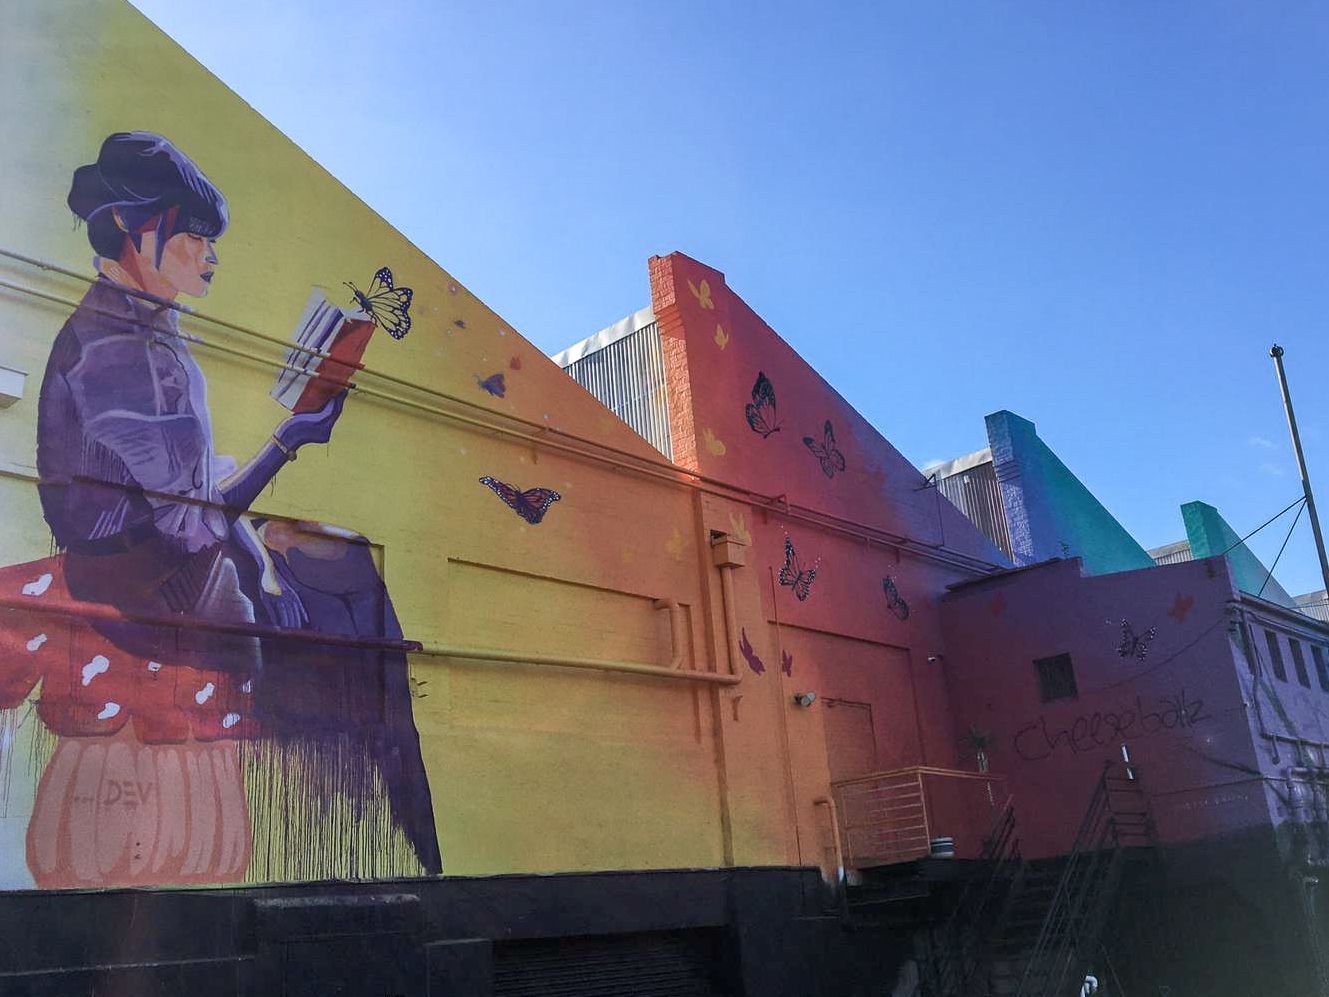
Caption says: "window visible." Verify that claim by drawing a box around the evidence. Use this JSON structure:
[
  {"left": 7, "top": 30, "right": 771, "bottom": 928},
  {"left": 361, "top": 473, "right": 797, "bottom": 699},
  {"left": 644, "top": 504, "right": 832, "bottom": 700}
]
[
  {"left": 1290, "top": 639, "right": 1312, "bottom": 688},
  {"left": 1313, "top": 646, "right": 1329, "bottom": 693},
  {"left": 1265, "top": 630, "right": 1288, "bottom": 682},
  {"left": 1035, "top": 653, "right": 1078, "bottom": 703}
]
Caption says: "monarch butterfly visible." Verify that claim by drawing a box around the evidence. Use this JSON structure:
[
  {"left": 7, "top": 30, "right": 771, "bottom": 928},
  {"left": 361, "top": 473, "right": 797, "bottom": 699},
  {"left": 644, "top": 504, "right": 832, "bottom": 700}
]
[
  {"left": 478, "top": 476, "right": 561, "bottom": 525},
  {"left": 778, "top": 535, "right": 819, "bottom": 602},
  {"left": 346, "top": 266, "right": 413, "bottom": 340}
]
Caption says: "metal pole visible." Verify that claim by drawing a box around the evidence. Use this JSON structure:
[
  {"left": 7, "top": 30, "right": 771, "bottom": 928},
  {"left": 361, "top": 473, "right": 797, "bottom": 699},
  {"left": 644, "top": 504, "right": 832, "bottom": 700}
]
[{"left": 1270, "top": 345, "right": 1329, "bottom": 598}]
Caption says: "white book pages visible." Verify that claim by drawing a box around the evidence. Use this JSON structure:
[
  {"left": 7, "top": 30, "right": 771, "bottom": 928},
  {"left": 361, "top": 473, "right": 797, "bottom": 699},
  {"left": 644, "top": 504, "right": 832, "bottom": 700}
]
[{"left": 271, "top": 288, "right": 348, "bottom": 410}]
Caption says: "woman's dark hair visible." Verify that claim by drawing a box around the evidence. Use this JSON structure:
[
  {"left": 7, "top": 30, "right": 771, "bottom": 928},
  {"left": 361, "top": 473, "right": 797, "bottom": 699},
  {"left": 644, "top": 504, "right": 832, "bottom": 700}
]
[{"left": 68, "top": 132, "right": 228, "bottom": 265}]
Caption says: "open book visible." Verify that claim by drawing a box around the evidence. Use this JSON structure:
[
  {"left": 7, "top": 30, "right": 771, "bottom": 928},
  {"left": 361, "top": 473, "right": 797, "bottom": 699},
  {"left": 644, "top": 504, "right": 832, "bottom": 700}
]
[{"left": 270, "top": 289, "right": 376, "bottom": 413}]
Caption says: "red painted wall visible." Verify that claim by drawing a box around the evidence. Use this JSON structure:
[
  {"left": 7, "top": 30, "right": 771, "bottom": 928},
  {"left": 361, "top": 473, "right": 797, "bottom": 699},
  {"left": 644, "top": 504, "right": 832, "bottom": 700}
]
[{"left": 647, "top": 253, "right": 1012, "bottom": 845}]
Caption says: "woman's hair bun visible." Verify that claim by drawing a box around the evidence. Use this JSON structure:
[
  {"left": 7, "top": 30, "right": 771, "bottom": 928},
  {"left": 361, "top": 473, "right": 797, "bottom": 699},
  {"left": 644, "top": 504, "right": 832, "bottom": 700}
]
[{"left": 67, "top": 132, "right": 228, "bottom": 261}]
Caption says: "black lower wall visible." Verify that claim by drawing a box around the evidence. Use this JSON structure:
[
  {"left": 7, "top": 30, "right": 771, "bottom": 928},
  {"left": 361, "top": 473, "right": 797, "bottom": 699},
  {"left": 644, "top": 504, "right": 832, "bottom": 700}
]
[{"left": 0, "top": 866, "right": 914, "bottom": 997}]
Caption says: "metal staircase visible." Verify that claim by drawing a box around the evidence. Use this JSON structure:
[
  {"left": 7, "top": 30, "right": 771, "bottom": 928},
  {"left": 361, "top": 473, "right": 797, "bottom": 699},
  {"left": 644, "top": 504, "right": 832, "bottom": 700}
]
[
  {"left": 916, "top": 760, "right": 1156, "bottom": 997},
  {"left": 1007, "top": 760, "right": 1155, "bottom": 997}
]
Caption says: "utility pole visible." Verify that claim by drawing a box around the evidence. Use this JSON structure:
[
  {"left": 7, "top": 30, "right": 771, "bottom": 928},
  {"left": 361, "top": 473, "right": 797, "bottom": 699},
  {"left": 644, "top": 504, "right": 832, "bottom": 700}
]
[{"left": 1270, "top": 344, "right": 1329, "bottom": 598}]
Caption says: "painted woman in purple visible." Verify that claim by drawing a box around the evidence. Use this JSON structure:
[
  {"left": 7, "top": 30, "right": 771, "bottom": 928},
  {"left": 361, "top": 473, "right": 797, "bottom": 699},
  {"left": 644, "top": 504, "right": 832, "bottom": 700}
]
[{"left": 30, "top": 132, "right": 440, "bottom": 878}]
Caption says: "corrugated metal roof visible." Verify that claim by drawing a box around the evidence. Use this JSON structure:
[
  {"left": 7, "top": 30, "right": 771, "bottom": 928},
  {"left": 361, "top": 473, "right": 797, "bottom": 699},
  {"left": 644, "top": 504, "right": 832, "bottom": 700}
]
[
  {"left": 554, "top": 310, "right": 672, "bottom": 459},
  {"left": 549, "top": 307, "right": 657, "bottom": 368},
  {"left": 1149, "top": 540, "right": 1193, "bottom": 566}
]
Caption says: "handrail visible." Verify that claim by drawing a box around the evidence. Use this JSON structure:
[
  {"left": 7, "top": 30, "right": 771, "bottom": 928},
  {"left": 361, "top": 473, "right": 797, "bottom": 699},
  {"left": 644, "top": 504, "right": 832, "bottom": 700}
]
[
  {"left": 813, "top": 795, "right": 851, "bottom": 921},
  {"left": 1015, "top": 760, "right": 1154, "bottom": 997},
  {"left": 832, "top": 764, "right": 1006, "bottom": 788}
]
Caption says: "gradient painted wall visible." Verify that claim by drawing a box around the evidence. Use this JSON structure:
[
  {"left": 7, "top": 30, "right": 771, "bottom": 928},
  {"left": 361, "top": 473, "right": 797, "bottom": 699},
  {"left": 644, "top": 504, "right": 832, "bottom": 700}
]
[
  {"left": 644, "top": 254, "right": 1011, "bottom": 859},
  {"left": 985, "top": 410, "right": 1157, "bottom": 575},
  {"left": 0, "top": 0, "right": 808, "bottom": 891}
]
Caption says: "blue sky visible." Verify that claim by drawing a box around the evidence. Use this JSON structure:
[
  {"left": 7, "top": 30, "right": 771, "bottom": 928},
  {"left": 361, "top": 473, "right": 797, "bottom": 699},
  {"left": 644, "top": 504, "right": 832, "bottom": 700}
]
[{"left": 132, "top": 0, "right": 1329, "bottom": 595}]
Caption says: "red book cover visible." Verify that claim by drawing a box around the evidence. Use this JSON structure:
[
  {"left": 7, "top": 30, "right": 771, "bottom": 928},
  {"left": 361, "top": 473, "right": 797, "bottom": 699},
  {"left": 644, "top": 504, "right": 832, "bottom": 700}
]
[{"left": 271, "top": 289, "right": 375, "bottom": 412}]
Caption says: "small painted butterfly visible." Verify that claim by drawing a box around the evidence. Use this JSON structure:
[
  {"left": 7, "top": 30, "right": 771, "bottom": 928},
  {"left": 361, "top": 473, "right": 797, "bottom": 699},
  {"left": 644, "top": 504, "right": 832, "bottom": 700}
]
[
  {"left": 478, "top": 476, "right": 562, "bottom": 525},
  {"left": 882, "top": 576, "right": 909, "bottom": 621},
  {"left": 346, "top": 266, "right": 413, "bottom": 339},
  {"left": 688, "top": 278, "right": 714, "bottom": 309},
  {"left": 778, "top": 535, "right": 819, "bottom": 602},
  {"left": 1116, "top": 619, "right": 1157, "bottom": 660},
  {"left": 744, "top": 371, "right": 782, "bottom": 439},
  {"left": 803, "top": 420, "right": 846, "bottom": 479},
  {"left": 738, "top": 628, "right": 765, "bottom": 675},
  {"left": 475, "top": 372, "right": 506, "bottom": 397}
]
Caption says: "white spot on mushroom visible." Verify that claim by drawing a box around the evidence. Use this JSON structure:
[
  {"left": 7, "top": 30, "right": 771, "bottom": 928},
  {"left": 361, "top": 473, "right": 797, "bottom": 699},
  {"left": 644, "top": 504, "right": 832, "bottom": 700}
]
[
  {"left": 21, "top": 573, "right": 53, "bottom": 597},
  {"left": 194, "top": 682, "right": 216, "bottom": 705},
  {"left": 80, "top": 655, "right": 110, "bottom": 687},
  {"left": 241, "top": 679, "right": 252, "bottom": 694},
  {"left": 25, "top": 634, "right": 47, "bottom": 653},
  {"left": 147, "top": 661, "right": 162, "bottom": 673},
  {"left": 221, "top": 712, "right": 241, "bottom": 730},
  {"left": 97, "top": 702, "right": 120, "bottom": 721}
]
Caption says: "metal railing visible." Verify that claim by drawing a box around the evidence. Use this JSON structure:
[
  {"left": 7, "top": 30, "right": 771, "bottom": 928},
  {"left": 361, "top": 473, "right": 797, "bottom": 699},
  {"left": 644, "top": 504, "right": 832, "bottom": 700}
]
[
  {"left": 919, "top": 794, "right": 1023, "bottom": 997},
  {"left": 1015, "top": 760, "right": 1155, "bottom": 997},
  {"left": 831, "top": 766, "right": 1006, "bottom": 869}
]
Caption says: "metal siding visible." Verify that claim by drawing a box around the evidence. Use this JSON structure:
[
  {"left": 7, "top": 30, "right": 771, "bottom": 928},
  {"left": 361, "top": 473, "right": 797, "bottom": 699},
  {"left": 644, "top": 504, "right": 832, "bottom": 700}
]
[
  {"left": 561, "top": 322, "right": 673, "bottom": 460},
  {"left": 936, "top": 460, "right": 1014, "bottom": 561}
]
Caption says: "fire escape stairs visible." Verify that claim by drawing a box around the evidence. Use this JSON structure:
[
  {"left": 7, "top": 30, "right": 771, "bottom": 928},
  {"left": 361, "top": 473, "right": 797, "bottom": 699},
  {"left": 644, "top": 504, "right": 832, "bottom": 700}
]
[{"left": 912, "top": 760, "right": 1158, "bottom": 997}]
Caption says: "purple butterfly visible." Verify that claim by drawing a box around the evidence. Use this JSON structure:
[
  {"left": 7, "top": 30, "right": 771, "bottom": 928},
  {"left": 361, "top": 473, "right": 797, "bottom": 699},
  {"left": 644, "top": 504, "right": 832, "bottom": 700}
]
[
  {"left": 738, "top": 628, "right": 766, "bottom": 675},
  {"left": 478, "top": 476, "right": 561, "bottom": 525},
  {"left": 475, "top": 373, "right": 506, "bottom": 397}
]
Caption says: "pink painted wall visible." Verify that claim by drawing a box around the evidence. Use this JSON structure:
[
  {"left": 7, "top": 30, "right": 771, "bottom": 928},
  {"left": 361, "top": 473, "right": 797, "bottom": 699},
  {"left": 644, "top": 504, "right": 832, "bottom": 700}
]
[{"left": 940, "top": 556, "right": 1273, "bottom": 857}]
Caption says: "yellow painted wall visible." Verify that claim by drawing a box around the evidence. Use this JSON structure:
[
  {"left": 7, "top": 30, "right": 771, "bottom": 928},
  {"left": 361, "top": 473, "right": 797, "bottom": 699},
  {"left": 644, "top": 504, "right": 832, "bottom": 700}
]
[{"left": 0, "top": 0, "right": 795, "bottom": 889}]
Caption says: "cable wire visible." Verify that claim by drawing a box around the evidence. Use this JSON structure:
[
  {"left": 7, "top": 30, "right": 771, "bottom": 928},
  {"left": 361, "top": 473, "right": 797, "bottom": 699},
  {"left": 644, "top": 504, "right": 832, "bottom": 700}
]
[
  {"left": 1258, "top": 499, "right": 1306, "bottom": 598},
  {"left": 1219, "top": 495, "right": 1306, "bottom": 558}
]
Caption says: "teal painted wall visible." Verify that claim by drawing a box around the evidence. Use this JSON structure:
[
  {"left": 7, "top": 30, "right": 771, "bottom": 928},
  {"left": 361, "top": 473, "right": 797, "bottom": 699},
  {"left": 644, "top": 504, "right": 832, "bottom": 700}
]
[{"left": 1182, "top": 500, "right": 1297, "bottom": 608}]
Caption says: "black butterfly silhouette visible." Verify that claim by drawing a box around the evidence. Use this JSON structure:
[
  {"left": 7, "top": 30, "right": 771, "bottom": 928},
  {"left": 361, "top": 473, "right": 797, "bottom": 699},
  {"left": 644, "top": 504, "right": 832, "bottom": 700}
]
[
  {"left": 744, "top": 371, "right": 782, "bottom": 438},
  {"left": 346, "top": 266, "right": 413, "bottom": 340},
  {"left": 778, "top": 535, "right": 819, "bottom": 601},
  {"left": 803, "top": 420, "right": 846, "bottom": 479},
  {"left": 478, "top": 476, "right": 562, "bottom": 525},
  {"left": 1116, "top": 619, "right": 1157, "bottom": 660},
  {"left": 882, "top": 576, "right": 909, "bottom": 621}
]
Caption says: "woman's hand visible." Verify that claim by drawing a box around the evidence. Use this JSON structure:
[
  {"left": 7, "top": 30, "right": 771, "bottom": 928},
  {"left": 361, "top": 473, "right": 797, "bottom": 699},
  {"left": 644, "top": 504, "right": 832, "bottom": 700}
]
[{"left": 275, "top": 391, "right": 347, "bottom": 452}]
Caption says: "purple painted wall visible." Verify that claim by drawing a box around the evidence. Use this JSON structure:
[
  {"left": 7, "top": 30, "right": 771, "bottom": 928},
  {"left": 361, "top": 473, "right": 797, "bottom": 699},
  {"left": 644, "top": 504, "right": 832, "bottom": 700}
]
[{"left": 940, "top": 556, "right": 1272, "bottom": 858}]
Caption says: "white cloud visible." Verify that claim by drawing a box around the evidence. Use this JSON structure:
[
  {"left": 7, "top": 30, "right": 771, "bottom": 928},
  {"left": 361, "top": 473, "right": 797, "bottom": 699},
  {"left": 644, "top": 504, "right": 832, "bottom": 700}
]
[{"left": 1249, "top": 435, "right": 1277, "bottom": 450}]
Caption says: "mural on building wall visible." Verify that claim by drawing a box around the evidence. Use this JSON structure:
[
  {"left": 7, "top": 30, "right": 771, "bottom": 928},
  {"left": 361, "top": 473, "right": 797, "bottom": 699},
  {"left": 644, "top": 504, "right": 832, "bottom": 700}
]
[
  {"left": 777, "top": 535, "right": 819, "bottom": 602},
  {"left": 882, "top": 576, "right": 910, "bottom": 622},
  {"left": 737, "top": 629, "right": 766, "bottom": 675},
  {"left": 1115, "top": 619, "right": 1158, "bottom": 661},
  {"left": 743, "top": 371, "right": 781, "bottom": 439},
  {"left": 475, "top": 372, "right": 507, "bottom": 398},
  {"left": 479, "top": 476, "right": 561, "bottom": 524},
  {"left": 802, "top": 420, "right": 846, "bottom": 480},
  {"left": 0, "top": 132, "right": 441, "bottom": 887}
]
